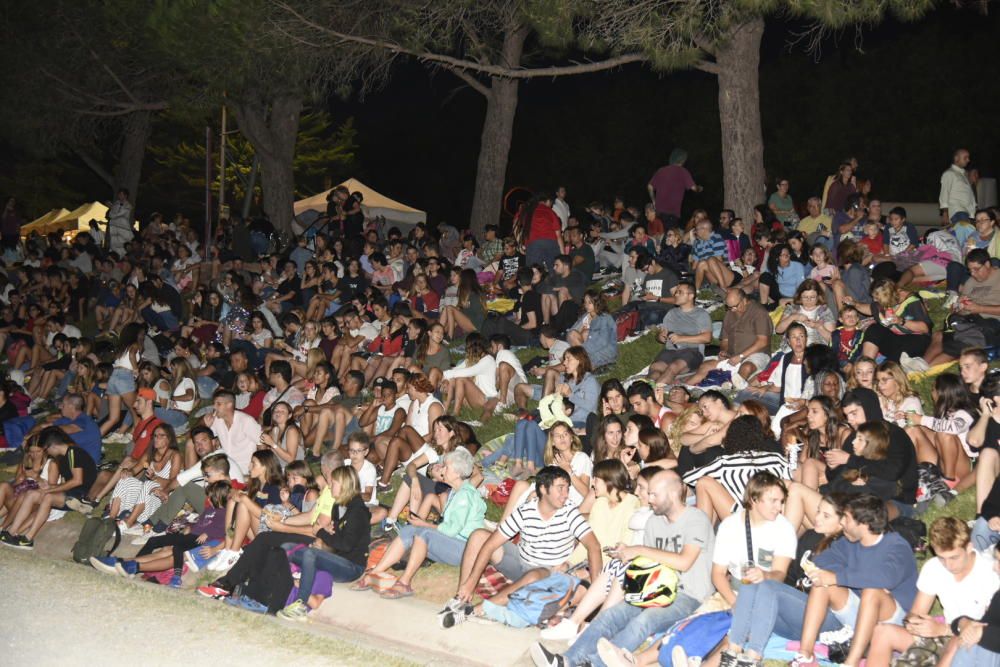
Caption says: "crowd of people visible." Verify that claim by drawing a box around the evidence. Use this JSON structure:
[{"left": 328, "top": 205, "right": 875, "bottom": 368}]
[{"left": 0, "top": 148, "right": 998, "bottom": 667}]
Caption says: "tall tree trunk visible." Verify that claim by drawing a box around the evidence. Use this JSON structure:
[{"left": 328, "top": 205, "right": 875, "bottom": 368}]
[
  {"left": 714, "top": 18, "right": 765, "bottom": 221},
  {"left": 231, "top": 93, "right": 302, "bottom": 237},
  {"left": 468, "top": 79, "right": 519, "bottom": 237},
  {"left": 467, "top": 25, "right": 528, "bottom": 237},
  {"left": 113, "top": 110, "right": 152, "bottom": 208}
]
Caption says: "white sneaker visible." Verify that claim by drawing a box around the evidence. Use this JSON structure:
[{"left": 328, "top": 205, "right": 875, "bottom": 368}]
[
  {"left": 943, "top": 290, "right": 960, "bottom": 310},
  {"left": 819, "top": 623, "right": 854, "bottom": 645},
  {"left": 206, "top": 548, "right": 242, "bottom": 573},
  {"left": 121, "top": 523, "right": 146, "bottom": 536},
  {"left": 540, "top": 618, "right": 579, "bottom": 642}
]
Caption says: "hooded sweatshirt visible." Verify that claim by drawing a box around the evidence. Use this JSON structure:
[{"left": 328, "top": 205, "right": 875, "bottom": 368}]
[{"left": 839, "top": 388, "right": 918, "bottom": 504}]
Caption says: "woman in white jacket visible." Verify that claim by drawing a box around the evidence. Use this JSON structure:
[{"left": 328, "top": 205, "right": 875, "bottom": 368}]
[{"left": 441, "top": 333, "right": 498, "bottom": 421}]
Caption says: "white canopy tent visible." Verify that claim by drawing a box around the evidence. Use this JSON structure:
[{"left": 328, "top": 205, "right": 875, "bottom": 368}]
[{"left": 293, "top": 178, "right": 427, "bottom": 231}]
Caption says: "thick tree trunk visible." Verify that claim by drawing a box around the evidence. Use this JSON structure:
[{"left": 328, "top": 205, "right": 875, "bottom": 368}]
[
  {"left": 467, "top": 25, "right": 528, "bottom": 238},
  {"left": 468, "top": 79, "right": 519, "bottom": 237},
  {"left": 714, "top": 18, "right": 765, "bottom": 221},
  {"left": 113, "top": 110, "right": 152, "bottom": 208},
  {"left": 231, "top": 93, "right": 302, "bottom": 237}
]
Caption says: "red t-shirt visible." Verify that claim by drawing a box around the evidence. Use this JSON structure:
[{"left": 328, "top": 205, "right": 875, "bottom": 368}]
[
  {"left": 648, "top": 165, "right": 695, "bottom": 217},
  {"left": 240, "top": 391, "right": 266, "bottom": 421},
  {"left": 526, "top": 204, "right": 561, "bottom": 243},
  {"left": 860, "top": 236, "right": 884, "bottom": 256},
  {"left": 131, "top": 414, "right": 163, "bottom": 460}
]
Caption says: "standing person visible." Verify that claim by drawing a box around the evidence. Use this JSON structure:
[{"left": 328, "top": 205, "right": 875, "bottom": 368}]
[
  {"left": 552, "top": 186, "right": 571, "bottom": 230},
  {"left": 530, "top": 469, "right": 715, "bottom": 667},
  {"left": 524, "top": 193, "right": 563, "bottom": 271},
  {"left": 0, "top": 197, "right": 22, "bottom": 243},
  {"left": 940, "top": 149, "right": 977, "bottom": 225},
  {"left": 647, "top": 149, "right": 703, "bottom": 231},
  {"left": 107, "top": 188, "right": 134, "bottom": 255}
]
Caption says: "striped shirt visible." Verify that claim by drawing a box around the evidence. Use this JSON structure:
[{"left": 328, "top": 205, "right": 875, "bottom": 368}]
[
  {"left": 691, "top": 232, "right": 728, "bottom": 262},
  {"left": 682, "top": 451, "right": 792, "bottom": 508},
  {"left": 499, "top": 499, "right": 593, "bottom": 567}
]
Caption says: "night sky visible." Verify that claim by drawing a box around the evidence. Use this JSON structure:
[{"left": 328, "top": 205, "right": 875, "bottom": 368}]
[{"left": 328, "top": 6, "right": 999, "bottom": 228}]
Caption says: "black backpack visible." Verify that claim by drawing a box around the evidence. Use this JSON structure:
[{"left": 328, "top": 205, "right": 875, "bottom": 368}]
[{"left": 72, "top": 516, "right": 122, "bottom": 564}]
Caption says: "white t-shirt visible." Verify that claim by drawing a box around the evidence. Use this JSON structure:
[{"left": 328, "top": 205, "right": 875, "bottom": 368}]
[
  {"left": 916, "top": 550, "right": 999, "bottom": 623},
  {"left": 499, "top": 499, "right": 592, "bottom": 568},
  {"left": 402, "top": 443, "right": 440, "bottom": 476},
  {"left": 494, "top": 348, "right": 528, "bottom": 386},
  {"left": 547, "top": 340, "right": 570, "bottom": 366},
  {"left": 171, "top": 377, "right": 197, "bottom": 413},
  {"left": 567, "top": 451, "right": 593, "bottom": 507},
  {"left": 713, "top": 511, "right": 798, "bottom": 580},
  {"left": 348, "top": 459, "right": 379, "bottom": 506}
]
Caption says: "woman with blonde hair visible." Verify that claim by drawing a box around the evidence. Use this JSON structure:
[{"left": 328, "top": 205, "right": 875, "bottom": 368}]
[
  {"left": 876, "top": 360, "right": 923, "bottom": 428},
  {"left": 276, "top": 465, "right": 371, "bottom": 619}
]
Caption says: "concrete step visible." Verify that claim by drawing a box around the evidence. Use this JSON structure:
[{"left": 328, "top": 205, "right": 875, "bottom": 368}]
[{"left": 311, "top": 587, "right": 539, "bottom": 666}]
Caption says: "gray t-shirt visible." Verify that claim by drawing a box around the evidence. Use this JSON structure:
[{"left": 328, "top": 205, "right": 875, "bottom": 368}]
[
  {"left": 661, "top": 306, "right": 712, "bottom": 353},
  {"left": 643, "top": 507, "right": 716, "bottom": 603}
]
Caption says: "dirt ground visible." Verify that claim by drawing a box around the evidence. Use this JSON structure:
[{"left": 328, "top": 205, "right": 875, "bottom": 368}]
[{"left": 0, "top": 547, "right": 424, "bottom": 667}]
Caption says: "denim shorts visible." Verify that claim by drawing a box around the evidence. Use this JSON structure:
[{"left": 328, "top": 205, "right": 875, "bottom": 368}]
[
  {"left": 833, "top": 589, "right": 906, "bottom": 628},
  {"left": 107, "top": 368, "right": 136, "bottom": 396}
]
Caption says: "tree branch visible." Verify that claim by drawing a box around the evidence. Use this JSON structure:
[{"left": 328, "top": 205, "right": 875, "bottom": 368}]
[
  {"left": 443, "top": 66, "right": 491, "bottom": 96},
  {"left": 693, "top": 59, "right": 720, "bottom": 76},
  {"left": 72, "top": 147, "right": 115, "bottom": 189},
  {"left": 272, "top": 0, "right": 646, "bottom": 79}
]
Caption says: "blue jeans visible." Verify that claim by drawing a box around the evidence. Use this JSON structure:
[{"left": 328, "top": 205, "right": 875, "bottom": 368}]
[
  {"left": 734, "top": 389, "right": 782, "bottom": 415},
  {"left": 953, "top": 643, "right": 1000, "bottom": 667},
  {"left": 563, "top": 594, "right": 701, "bottom": 667},
  {"left": 971, "top": 516, "right": 1000, "bottom": 552},
  {"left": 287, "top": 546, "right": 364, "bottom": 604},
  {"left": 154, "top": 407, "right": 190, "bottom": 429},
  {"left": 396, "top": 524, "right": 467, "bottom": 566},
  {"left": 526, "top": 239, "right": 560, "bottom": 272},
  {"left": 480, "top": 434, "right": 514, "bottom": 467},
  {"left": 196, "top": 376, "right": 219, "bottom": 398},
  {"left": 512, "top": 419, "right": 546, "bottom": 467},
  {"left": 728, "top": 580, "right": 842, "bottom": 655}
]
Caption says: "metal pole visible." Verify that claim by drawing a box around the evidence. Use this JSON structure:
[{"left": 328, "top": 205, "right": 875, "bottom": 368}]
[
  {"left": 205, "top": 125, "right": 213, "bottom": 254},
  {"left": 218, "top": 104, "right": 227, "bottom": 220}
]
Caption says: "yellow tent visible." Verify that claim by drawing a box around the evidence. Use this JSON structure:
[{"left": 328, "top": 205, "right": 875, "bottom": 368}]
[
  {"left": 293, "top": 178, "right": 426, "bottom": 226},
  {"left": 21, "top": 202, "right": 111, "bottom": 238},
  {"left": 20, "top": 208, "right": 71, "bottom": 236}
]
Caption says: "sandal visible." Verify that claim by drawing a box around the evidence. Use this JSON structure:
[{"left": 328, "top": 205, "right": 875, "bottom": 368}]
[
  {"left": 378, "top": 580, "right": 414, "bottom": 600},
  {"left": 349, "top": 572, "right": 375, "bottom": 592}
]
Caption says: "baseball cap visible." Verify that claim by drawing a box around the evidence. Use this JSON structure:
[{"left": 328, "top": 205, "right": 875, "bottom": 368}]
[
  {"left": 137, "top": 388, "right": 156, "bottom": 400},
  {"left": 373, "top": 377, "right": 395, "bottom": 390}
]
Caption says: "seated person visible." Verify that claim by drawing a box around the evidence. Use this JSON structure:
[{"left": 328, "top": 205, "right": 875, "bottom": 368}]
[
  {"left": 687, "top": 289, "right": 773, "bottom": 386},
  {"left": 868, "top": 517, "right": 999, "bottom": 667},
  {"left": 792, "top": 494, "right": 917, "bottom": 667},
  {"left": 529, "top": 469, "right": 714, "bottom": 667},
  {"left": 648, "top": 282, "right": 712, "bottom": 385},
  {"left": 359, "top": 449, "right": 485, "bottom": 599},
  {"left": 0, "top": 427, "right": 97, "bottom": 551},
  {"left": 940, "top": 550, "right": 1000, "bottom": 667},
  {"left": 441, "top": 466, "right": 601, "bottom": 630}
]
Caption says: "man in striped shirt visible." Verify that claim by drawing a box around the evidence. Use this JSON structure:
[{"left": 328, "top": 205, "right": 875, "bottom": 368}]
[
  {"left": 442, "top": 467, "right": 602, "bottom": 627},
  {"left": 691, "top": 219, "right": 736, "bottom": 293}
]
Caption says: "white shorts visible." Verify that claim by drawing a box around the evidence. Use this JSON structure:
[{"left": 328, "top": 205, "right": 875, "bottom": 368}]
[{"left": 833, "top": 589, "right": 907, "bottom": 628}]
